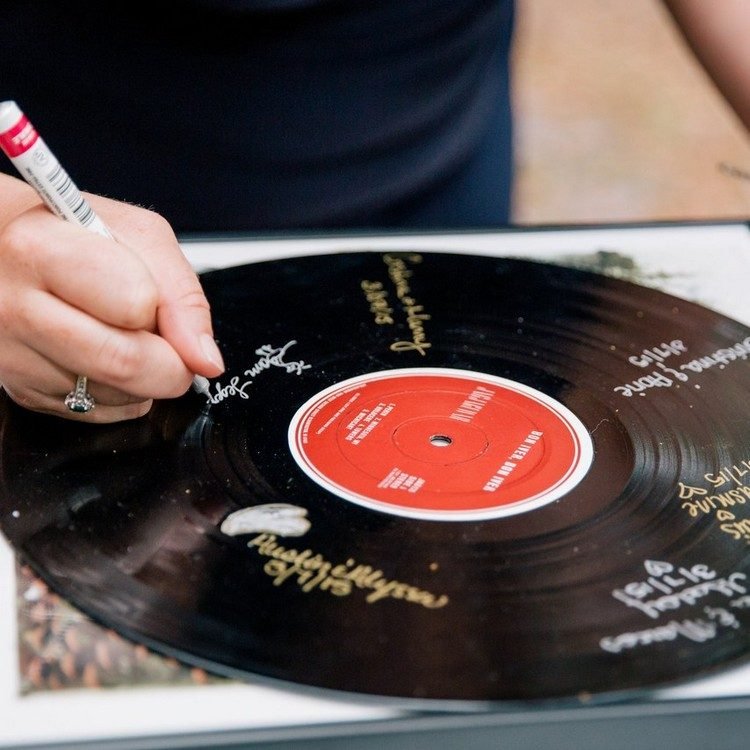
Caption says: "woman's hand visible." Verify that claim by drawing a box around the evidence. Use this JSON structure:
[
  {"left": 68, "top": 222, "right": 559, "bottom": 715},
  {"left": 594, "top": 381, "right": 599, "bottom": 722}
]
[{"left": 0, "top": 174, "right": 224, "bottom": 422}]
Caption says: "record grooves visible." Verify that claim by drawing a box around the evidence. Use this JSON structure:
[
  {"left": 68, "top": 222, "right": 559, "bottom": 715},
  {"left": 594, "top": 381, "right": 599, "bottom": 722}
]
[{"left": 1, "top": 251, "right": 749, "bottom": 704}]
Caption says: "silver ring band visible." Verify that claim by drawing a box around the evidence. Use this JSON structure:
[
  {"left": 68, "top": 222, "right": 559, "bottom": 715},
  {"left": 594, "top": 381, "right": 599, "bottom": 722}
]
[{"left": 64, "top": 375, "right": 95, "bottom": 413}]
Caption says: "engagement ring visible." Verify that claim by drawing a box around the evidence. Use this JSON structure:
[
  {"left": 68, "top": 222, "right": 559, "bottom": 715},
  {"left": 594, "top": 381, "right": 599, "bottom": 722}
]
[{"left": 64, "top": 375, "right": 95, "bottom": 413}]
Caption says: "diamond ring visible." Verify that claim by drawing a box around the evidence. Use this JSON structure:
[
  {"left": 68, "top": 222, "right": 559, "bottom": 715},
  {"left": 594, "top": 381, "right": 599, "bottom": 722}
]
[{"left": 64, "top": 375, "right": 95, "bottom": 413}]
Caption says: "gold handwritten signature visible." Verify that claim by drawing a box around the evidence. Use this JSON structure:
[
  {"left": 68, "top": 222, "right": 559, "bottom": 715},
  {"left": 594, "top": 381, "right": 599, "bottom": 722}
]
[
  {"left": 678, "top": 461, "right": 750, "bottom": 544},
  {"left": 359, "top": 253, "right": 432, "bottom": 356},
  {"left": 384, "top": 253, "right": 431, "bottom": 355},
  {"left": 248, "top": 533, "right": 449, "bottom": 609}
]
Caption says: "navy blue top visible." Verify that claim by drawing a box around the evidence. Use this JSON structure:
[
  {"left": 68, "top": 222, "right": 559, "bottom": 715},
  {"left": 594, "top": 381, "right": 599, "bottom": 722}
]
[{"left": 1, "top": 0, "right": 515, "bottom": 232}]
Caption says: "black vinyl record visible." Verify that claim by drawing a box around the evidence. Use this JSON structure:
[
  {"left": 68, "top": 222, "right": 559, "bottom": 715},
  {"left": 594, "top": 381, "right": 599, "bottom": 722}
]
[{"left": 1, "top": 250, "right": 750, "bottom": 705}]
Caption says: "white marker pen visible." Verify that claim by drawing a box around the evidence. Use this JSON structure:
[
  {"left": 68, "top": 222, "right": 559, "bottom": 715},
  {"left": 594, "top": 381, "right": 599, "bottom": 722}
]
[{"left": 0, "top": 100, "right": 211, "bottom": 398}]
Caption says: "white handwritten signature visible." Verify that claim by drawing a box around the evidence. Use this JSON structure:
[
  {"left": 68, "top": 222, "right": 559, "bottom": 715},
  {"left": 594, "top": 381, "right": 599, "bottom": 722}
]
[{"left": 206, "top": 340, "right": 311, "bottom": 404}]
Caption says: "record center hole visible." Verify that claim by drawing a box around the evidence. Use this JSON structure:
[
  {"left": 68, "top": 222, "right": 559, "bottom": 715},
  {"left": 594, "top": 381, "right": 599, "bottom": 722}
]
[{"left": 429, "top": 434, "right": 453, "bottom": 448}]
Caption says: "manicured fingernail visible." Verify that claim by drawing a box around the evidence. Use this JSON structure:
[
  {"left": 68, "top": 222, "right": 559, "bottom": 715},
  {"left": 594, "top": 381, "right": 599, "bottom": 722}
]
[{"left": 200, "top": 334, "right": 225, "bottom": 371}]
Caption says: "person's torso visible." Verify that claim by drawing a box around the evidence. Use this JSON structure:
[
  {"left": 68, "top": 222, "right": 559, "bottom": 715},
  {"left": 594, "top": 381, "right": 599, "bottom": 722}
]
[{"left": 0, "top": 0, "right": 514, "bottom": 230}]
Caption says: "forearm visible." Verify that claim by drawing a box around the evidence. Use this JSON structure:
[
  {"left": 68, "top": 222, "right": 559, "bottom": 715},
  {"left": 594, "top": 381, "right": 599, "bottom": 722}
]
[{"left": 662, "top": 0, "right": 750, "bottom": 131}]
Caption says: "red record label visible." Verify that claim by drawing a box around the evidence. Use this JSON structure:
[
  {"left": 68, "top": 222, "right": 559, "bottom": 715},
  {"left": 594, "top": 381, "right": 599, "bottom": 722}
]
[{"left": 288, "top": 368, "right": 593, "bottom": 520}]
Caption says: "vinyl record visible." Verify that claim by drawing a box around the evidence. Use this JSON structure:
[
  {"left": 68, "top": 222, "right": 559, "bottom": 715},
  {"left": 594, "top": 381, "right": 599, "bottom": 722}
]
[{"left": 1, "top": 251, "right": 750, "bottom": 704}]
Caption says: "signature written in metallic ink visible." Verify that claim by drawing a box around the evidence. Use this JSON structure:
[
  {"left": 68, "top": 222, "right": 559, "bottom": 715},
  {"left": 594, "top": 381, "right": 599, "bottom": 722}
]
[{"left": 207, "top": 340, "right": 311, "bottom": 405}]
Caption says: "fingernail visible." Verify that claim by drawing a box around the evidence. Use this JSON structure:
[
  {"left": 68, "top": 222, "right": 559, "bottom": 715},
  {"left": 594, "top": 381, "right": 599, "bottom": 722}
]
[{"left": 200, "top": 334, "right": 225, "bottom": 371}]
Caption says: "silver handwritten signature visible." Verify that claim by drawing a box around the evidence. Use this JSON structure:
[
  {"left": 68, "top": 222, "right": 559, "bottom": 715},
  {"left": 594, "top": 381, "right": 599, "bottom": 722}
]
[{"left": 206, "top": 340, "right": 311, "bottom": 404}]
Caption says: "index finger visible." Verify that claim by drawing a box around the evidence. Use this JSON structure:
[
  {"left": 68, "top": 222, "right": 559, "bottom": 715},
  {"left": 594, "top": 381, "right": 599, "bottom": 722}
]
[
  {"left": 10, "top": 207, "right": 160, "bottom": 332},
  {"left": 91, "top": 197, "right": 224, "bottom": 377}
]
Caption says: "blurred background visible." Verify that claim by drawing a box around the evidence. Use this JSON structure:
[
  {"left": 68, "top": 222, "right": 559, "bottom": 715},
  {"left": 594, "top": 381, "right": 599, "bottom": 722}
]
[{"left": 511, "top": 0, "right": 750, "bottom": 225}]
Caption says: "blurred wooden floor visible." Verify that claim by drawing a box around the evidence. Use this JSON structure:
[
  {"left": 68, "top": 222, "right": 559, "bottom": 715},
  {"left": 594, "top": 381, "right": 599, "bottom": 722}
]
[{"left": 511, "top": 0, "right": 750, "bottom": 225}]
